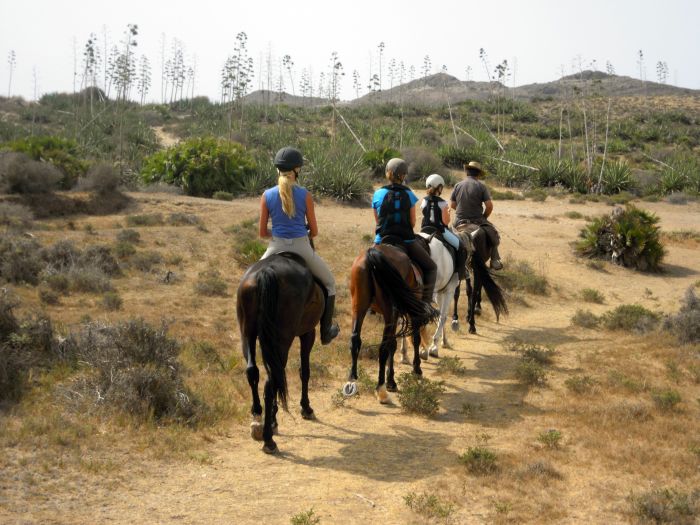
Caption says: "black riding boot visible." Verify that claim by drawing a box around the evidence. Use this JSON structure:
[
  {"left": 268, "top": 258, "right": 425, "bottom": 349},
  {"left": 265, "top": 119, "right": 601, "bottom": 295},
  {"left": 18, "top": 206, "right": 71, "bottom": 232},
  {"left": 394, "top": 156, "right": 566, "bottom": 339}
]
[
  {"left": 456, "top": 242, "right": 468, "bottom": 280},
  {"left": 320, "top": 295, "right": 340, "bottom": 345}
]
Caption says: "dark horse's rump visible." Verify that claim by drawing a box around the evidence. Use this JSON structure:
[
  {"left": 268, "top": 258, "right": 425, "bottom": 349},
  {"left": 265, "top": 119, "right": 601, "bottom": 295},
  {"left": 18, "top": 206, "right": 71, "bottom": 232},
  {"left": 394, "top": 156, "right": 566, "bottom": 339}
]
[{"left": 237, "top": 253, "right": 324, "bottom": 453}]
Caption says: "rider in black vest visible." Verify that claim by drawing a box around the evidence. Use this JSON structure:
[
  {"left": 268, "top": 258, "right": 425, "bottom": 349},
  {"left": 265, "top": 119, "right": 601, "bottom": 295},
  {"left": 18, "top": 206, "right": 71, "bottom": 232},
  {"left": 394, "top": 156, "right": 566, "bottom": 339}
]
[
  {"left": 420, "top": 174, "right": 468, "bottom": 280},
  {"left": 372, "top": 158, "right": 437, "bottom": 305}
]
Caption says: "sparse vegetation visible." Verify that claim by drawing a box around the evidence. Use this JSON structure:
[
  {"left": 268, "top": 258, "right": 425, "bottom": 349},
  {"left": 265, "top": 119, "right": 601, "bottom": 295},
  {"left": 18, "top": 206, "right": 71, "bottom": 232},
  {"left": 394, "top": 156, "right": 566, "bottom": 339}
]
[
  {"left": 403, "top": 491, "right": 455, "bottom": 520},
  {"left": 499, "top": 258, "right": 548, "bottom": 295},
  {"left": 459, "top": 446, "right": 498, "bottom": 475},
  {"left": 571, "top": 309, "right": 600, "bottom": 328},
  {"left": 565, "top": 375, "right": 597, "bottom": 394},
  {"left": 126, "top": 213, "right": 164, "bottom": 227},
  {"left": 290, "top": 508, "right": 321, "bottom": 525},
  {"left": 652, "top": 389, "right": 682, "bottom": 411},
  {"left": 601, "top": 304, "right": 659, "bottom": 332},
  {"left": 630, "top": 488, "right": 699, "bottom": 524},
  {"left": 581, "top": 287, "right": 604, "bottom": 303},
  {"left": 194, "top": 269, "right": 228, "bottom": 297},
  {"left": 396, "top": 373, "right": 444, "bottom": 416},
  {"left": 663, "top": 287, "right": 700, "bottom": 344},
  {"left": 515, "top": 358, "right": 547, "bottom": 386},
  {"left": 537, "top": 429, "right": 563, "bottom": 449},
  {"left": 436, "top": 355, "right": 466, "bottom": 375}
]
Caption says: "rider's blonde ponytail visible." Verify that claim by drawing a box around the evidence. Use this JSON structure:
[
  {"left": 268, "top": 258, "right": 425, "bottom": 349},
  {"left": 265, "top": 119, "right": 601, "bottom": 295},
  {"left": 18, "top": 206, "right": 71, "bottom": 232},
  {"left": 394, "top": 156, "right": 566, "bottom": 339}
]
[{"left": 278, "top": 171, "right": 296, "bottom": 218}]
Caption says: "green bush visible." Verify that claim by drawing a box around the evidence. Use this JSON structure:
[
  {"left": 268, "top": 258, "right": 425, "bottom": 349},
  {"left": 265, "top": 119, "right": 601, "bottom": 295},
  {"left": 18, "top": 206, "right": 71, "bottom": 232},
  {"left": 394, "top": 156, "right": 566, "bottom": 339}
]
[
  {"left": 576, "top": 205, "right": 665, "bottom": 271},
  {"left": 195, "top": 269, "right": 228, "bottom": 297},
  {"left": 402, "top": 146, "right": 448, "bottom": 183},
  {"left": 581, "top": 288, "right": 605, "bottom": 303},
  {"left": 651, "top": 389, "right": 681, "bottom": 411},
  {"left": 141, "top": 137, "right": 257, "bottom": 197},
  {"left": 126, "top": 213, "right": 164, "bottom": 227},
  {"left": 600, "top": 160, "right": 634, "bottom": 194},
  {"left": 515, "top": 358, "right": 547, "bottom": 386},
  {"left": 4, "top": 136, "right": 87, "bottom": 189},
  {"left": 499, "top": 259, "right": 548, "bottom": 295},
  {"left": 116, "top": 229, "right": 141, "bottom": 244},
  {"left": 361, "top": 146, "right": 401, "bottom": 177},
  {"left": 565, "top": 375, "right": 597, "bottom": 394},
  {"left": 304, "top": 143, "right": 371, "bottom": 202},
  {"left": 212, "top": 191, "right": 234, "bottom": 201},
  {"left": 537, "top": 429, "right": 562, "bottom": 449},
  {"left": 571, "top": 309, "right": 600, "bottom": 328},
  {"left": 403, "top": 492, "right": 454, "bottom": 520},
  {"left": 601, "top": 304, "right": 659, "bottom": 332},
  {"left": 102, "top": 291, "right": 123, "bottom": 311},
  {"left": 396, "top": 372, "right": 444, "bottom": 416},
  {"left": 630, "top": 488, "right": 699, "bottom": 524},
  {"left": 437, "top": 144, "right": 471, "bottom": 168},
  {"left": 458, "top": 446, "right": 498, "bottom": 475}
]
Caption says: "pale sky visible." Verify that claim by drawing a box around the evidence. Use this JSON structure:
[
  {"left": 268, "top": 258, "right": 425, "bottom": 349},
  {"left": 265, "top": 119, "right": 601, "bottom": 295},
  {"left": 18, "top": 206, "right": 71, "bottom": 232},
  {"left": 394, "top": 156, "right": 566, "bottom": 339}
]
[{"left": 1, "top": 0, "right": 699, "bottom": 102}]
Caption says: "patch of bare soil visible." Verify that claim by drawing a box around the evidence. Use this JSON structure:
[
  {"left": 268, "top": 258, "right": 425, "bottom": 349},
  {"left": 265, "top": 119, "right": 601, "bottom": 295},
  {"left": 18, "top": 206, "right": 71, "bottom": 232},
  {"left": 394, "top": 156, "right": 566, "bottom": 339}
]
[{"left": 1, "top": 191, "right": 698, "bottom": 524}]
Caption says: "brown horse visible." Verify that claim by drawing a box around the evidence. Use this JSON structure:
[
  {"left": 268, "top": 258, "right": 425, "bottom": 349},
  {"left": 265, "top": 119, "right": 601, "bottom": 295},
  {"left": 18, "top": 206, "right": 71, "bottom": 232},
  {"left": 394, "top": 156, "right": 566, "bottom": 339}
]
[
  {"left": 236, "top": 253, "right": 324, "bottom": 454},
  {"left": 344, "top": 243, "right": 439, "bottom": 403}
]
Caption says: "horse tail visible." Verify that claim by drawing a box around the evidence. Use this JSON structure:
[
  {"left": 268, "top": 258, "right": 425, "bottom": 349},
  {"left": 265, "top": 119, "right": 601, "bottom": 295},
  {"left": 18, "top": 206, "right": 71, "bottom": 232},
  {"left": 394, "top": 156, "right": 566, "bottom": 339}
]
[
  {"left": 256, "top": 266, "right": 288, "bottom": 410},
  {"left": 365, "top": 247, "right": 439, "bottom": 335},
  {"left": 471, "top": 251, "right": 509, "bottom": 321}
]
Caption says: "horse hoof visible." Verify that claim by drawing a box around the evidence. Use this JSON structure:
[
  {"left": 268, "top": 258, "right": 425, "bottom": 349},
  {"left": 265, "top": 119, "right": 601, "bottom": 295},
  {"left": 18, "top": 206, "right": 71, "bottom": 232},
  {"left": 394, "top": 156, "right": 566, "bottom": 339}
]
[
  {"left": 429, "top": 349, "right": 439, "bottom": 358},
  {"left": 443, "top": 341, "right": 452, "bottom": 350},
  {"left": 419, "top": 350, "right": 429, "bottom": 361},
  {"left": 413, "top": 368, "right": 423, "bottom": 377},
  {"left": 386, "top": 382, "right": 398, "bottom": 393},
  {"left": 262, "top": 442, "right": 278, "bottom": 455},
  {"left": 401, "top": 355, "right": 411, "bottom": 365},
  {"left": 342, "top": 382, "right": 358, "bottom": 398},
  {"left": 475, "top": 306, "right": 482, "bottom": 316},
  {"left": 451, "top": 320, "right": 459, "bottom": 332},
  {"left": 250, "top": 420, "right": 264, "bottom": 441},
  {"left": 376, "top": 386, "right": 390, "bottom": 404},
  {"left": 469, "top": 327, "right": 477, "bottom": 335},
  {"left": 301, "top": 407, "right": 315, "bottom": 420}
]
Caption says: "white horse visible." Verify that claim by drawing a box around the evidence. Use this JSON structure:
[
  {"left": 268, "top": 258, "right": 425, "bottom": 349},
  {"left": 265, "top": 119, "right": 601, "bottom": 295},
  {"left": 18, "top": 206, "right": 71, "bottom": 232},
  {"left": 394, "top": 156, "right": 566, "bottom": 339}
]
[{"left": 401, "top": 232, "right": 459, "bottom": 363}]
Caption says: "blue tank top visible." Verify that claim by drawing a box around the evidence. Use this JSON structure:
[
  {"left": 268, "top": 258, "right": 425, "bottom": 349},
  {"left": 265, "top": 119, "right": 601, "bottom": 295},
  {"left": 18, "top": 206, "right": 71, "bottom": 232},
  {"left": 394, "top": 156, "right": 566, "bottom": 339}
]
[{"left": 264, "top": 185, "right": 309, "bottom": 238}]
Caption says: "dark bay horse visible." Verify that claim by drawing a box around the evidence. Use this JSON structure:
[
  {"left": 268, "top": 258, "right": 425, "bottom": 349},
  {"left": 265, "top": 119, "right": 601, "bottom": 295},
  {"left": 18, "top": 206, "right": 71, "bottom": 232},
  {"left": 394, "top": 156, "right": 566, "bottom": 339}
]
[
  {"left": 453, "top": 226, "right": 508, "bottom": 334},
  {"left": 344, "top": 244, "right": 439, "bottom": 403},
  {"left": 236, "top": 253, "right": 324, "bottom": 454}
]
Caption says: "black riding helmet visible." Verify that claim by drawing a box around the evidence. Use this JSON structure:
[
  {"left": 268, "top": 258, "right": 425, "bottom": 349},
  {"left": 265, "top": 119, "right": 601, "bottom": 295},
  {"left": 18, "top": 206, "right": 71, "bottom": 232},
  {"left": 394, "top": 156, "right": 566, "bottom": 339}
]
[{"left": 274, "top": 147, "right": 304, "bottom": 171}]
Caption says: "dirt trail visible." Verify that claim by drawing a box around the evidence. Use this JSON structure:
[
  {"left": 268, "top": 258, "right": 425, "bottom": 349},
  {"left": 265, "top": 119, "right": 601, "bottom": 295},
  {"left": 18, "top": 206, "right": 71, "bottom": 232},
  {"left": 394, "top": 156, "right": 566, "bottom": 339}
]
[{"left": 4, "top": 194, "right": 699, "bottom": 524}]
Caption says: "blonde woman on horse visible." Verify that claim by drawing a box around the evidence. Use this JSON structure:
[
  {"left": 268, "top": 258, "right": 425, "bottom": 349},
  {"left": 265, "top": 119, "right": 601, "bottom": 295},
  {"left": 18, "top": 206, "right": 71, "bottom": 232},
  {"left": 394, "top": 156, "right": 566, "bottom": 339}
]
[{"left": 258, "top": 146, "right": 339, "bottom": 344}]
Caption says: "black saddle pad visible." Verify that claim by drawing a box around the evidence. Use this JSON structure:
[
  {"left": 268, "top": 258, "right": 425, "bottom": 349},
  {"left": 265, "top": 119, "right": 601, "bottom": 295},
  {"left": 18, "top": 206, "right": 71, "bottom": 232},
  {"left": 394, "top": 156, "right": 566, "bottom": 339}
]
[{"left": 275, "top": 252, "right": 327, "bottom": 296}]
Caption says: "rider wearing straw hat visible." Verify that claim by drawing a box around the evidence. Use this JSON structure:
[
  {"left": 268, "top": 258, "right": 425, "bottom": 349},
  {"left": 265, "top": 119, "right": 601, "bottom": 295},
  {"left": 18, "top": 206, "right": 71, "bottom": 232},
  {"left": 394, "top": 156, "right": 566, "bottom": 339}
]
[{"left": 450, "top": 161, "right": 503, "bottom": 270}]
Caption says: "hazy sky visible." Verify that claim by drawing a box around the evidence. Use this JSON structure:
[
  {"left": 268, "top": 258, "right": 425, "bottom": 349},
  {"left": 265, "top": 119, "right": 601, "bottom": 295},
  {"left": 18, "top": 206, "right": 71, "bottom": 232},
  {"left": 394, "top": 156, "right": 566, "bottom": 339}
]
[{"left": 1, "top": 0, "right": 699, "bottom": 102}]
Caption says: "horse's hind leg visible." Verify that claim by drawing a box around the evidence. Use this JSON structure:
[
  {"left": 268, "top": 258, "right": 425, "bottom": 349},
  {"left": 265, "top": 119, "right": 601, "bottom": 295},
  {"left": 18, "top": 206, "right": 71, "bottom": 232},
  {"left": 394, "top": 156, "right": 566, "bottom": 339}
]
[
  {"left": 411, "top": 320, "right": 423, "bottom": 376},
  {"left": 376, "top": 317, "right": 396, "bottom": 404},
  {"left": 344, "top": 309, "right": 367, "bottom": 398},
  {"left": 262, "top": 378, "right": 278, "bottom": 454},
  {"left": 451, "top": 282, "right": 460, "bottom": 331},
  {"left": 298, "top": 330, "right": 315, "bottom": 420},
  {"left": 243, "top": 334, "right": 264, "bottom": 441}
]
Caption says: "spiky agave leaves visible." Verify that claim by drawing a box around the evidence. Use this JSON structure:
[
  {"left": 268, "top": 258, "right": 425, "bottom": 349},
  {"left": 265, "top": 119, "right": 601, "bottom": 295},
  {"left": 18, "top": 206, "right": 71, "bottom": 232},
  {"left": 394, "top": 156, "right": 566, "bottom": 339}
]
[{"left": 576, "top": 205, "right": 665, "bottom": 271}]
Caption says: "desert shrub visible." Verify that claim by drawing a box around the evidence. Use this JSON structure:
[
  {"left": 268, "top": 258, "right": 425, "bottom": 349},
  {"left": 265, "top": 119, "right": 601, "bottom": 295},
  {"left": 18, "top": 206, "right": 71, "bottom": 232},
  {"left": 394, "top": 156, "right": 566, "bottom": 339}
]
[
  {"left": 417, "top": 127, "right": 444, "bottom": 148},
  {"left": 233, "top": 239, "right": 266, "bottom": 266},
  {"left": 38, "top": 286, "right": 60, "bottom": 305},
  {"left": 651, "top": 389, "right": 682, "bottom": 411},
  {"left": 436, "top": 356, "right": 466, "bottom": 375},
  {"left": 67, "top": 267, "right": 113, "bottom": 293},
  {"left": 304, "top": 144, "right": 371, "bottom": 202},
  {"left": 289, "top": 508, "right": 320, "bottom": 525},
  {"left": 601, "top": 304, "right": 659, "bottom": 332},
  {"left": 195, "top": 269, "right": 228, "bottom": 297},
  {"left": 79, "top": 245, "right": 121, "bottom": 276},
  {"left": 212, "top": 191, "right": 233, "bottom": 201},
  {"left": 559, "top": 161, "right": 589, "bottom": 193},
  {"left": 102, "top": 291, "right": 123, "bottom": 311},
  {"left": 565, "top": 210, "right": 584, "bottom": 219},
  {"left": 458, "top": 446, "right": 498, "bottom": 475},
  {"left": 515, "top": 358, "right": 547, "bottom": 386},
  {"left": 581, "top": 288, "right": 604, "bottom": 303},
  {"left": 0, "top": 233, "right": 42, "bottom": 284},
  {"left": 0, "top": 201, "right": 33, "bottom": 230},
  {"left": 141, "top": 137, "right": 256, "bottom": 197},
  {"left": 167, "top": 212, "right": 202, "bottom": 227},
  {"left": 130, "top": 250, "right": 163, "bottom": 272},
  {"left": 534, "top": 157, "right": 567, "bottom": 187},
  {"left": 576, "top": 205, "right": 665, "bottom": 271},
  {"left": 70, "top": 319, "right": 201, "bottom": 424},
  {"left": 78, "top": 163, "right": 121, "bottom": 195},
  {"left": 490, "top": 188, "right": 524, "bottom": 200},
  {"left": 517, "top": 460, "right": 563, "bottom": 481},
  {"left": 0, "top": 293, "right": 61, "bottom": 402},
  {"left": 113, "top": 241, "right": 136, "bottom": 258},
  {"left": 3, "top": 136, "right": 87, "bottom": 189},
  {"left": 402, "top": 146, "right": 447, "bottom": 182},
  {"left": 45, "top": 272, "right": 70, "bottom": 293},
  {"left": 565, "top": 375, "right": 597, "bottom": 394},
  {"left": 499, "top": 259, "right": 548, "bottom": 295},
  {"left": 0, "top": 152, "right": 62, "bottom": 194},
  {"left": 41, "top": 239, "right": 80, "bottom": 272},
  {"left": 537, "top": 429, "right": 562, "bottom": 449},
  {"left": 403, "top": 492, "right": 454, "bottom": 520},
  {"left": 361, "top": 146, "right": 401, "bottom": 177},
  {"left": 630, "top": 488, "right": 699, "bottom": 523},
  {"left": 116, "top": 229, "right": 141, "bottom": 244},
  {"left": 519, "top": 344, "right": 555, "bottom": 365},
  {"left": 126, "top": 213, "right": 164, "bottom": 227},
  {"left": 663, "top": 287, "right": 700, "bottom": 344},
  {"left": 571, "top": 309, "right": 600, "bottom": 328},
  {"left": 396, "top": 372, "right": 444, "bottom": 416}
]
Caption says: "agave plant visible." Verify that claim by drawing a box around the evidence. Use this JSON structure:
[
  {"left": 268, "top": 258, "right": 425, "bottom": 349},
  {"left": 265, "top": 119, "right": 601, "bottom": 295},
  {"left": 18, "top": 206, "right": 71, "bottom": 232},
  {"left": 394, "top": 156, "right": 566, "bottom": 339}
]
[
  {"left": 576, "top": 205, "right": 665, "bottom": 271},
  {"left": 659, "top": 167, "right": 688, "bottom": 195},
  {"left": 601, "top": 160, "right": 633, "bottom": 194},
  {"left": 304, "top": 142, "right": 371, "bottom": 202},
  {"left": 534, "top": 157, "right": 566, "bottom": 187},
  {"left": 560, "top": 161, "right": 589, "bottom": 193}
]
